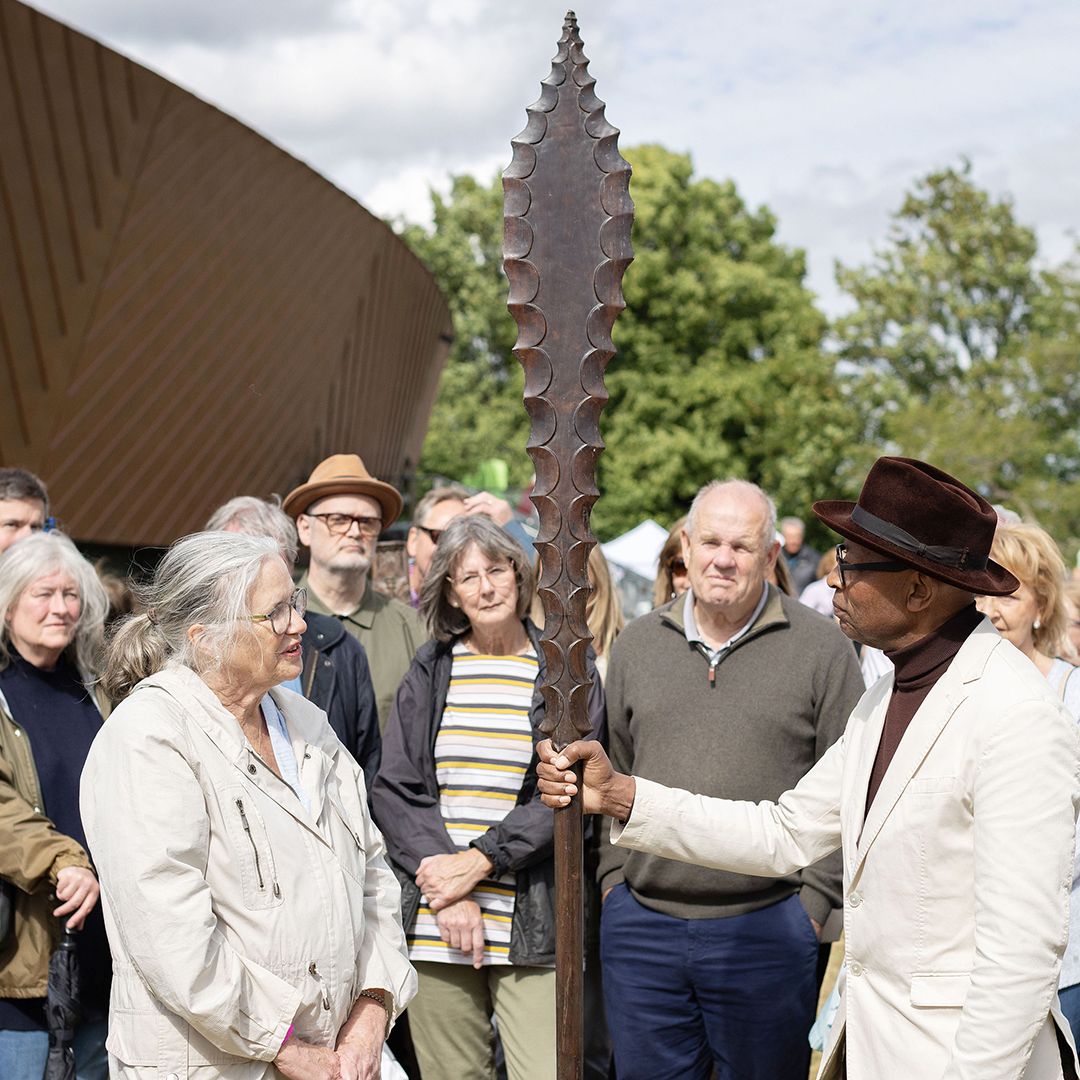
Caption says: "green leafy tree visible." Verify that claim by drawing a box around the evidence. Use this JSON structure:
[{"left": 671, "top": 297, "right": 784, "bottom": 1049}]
[
  {"left": 597, "top": 146, "right": 850, "bottom": 537},
  {"left": 402, "top": 147, "right": 853, "bottom": 538},
  {"left": 836, "top": 162, "right": 1080, "bottom": 555},
  {"left": 399, "top": 175, "right": 529, "bottom": 495}
]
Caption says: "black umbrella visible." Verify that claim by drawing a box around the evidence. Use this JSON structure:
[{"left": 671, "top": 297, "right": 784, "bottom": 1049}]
[{"left": 43, "top": 926, "right": 80, "bottom": 1080}]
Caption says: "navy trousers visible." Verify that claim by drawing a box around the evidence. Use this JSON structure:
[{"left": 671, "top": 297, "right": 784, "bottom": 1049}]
[{"left": 601, "top": 885, "right": 819, "bottom": 1080}]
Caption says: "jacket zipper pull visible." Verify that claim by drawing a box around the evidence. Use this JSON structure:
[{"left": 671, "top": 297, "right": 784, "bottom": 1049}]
[
  {"left": 708, "top": 661, "right": 717, "bottom": 688},
  {"left": 236, "top": 798, "right": 265, "bottom": 889},
  {"left": 308, "top": 961, "right": 331, "bottom": 1010},
  {"left": 332, "top": 797, "right": 362, "bottom": 850}
]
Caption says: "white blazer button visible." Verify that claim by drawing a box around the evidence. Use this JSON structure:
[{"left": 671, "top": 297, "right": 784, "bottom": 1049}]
[
  {"left": 166, "top": 1073, "right": 179, "bottom": 1080},
  {"left": 849, "top": 892, "right": 862, "bottom": 907},
  {"left": 850, "top": 961, "right": 864, "bottom": 977}
]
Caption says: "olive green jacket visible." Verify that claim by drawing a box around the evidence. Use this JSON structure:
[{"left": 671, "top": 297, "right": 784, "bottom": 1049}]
[
  {"left": 300, "top": 574, "right": 427, "bottom": 731},
  {"left": 0, "top": 685, "right": 96, "bottom": 998}
]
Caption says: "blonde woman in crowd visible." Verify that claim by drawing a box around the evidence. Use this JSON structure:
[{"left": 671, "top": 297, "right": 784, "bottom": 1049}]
[
  {"left": 980, "top": 523, "right": 1078, "bottom": 700},
  {"left": 978, "top": 521, "right": 1080, "bottom": 1044},
  {"left": 82, "top": 531, "right": 414, "bottom": 1080},
  {"left": 529, "top": 546, "right": 623, "bottom": 681},
  {"left": 586, "top": 545, "right": 624, "bottom": 682}
]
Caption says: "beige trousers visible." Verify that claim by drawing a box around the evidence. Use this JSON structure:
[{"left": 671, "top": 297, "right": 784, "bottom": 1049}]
[{"left": 406, "top": 961, "right": 556, "bottom": 1080}]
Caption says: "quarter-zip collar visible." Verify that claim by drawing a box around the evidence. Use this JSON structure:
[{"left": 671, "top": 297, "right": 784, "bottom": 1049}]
[
  {"left": 682, "top": 585, "right": 770, "bottom": 659},
  {"left": 660, "top": 585, "right": 788, "bottom": 688}
]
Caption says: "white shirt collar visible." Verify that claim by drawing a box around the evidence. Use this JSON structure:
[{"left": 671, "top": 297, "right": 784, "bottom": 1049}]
[{"left": 683, "top": 584, "right": 769, "bottom": 659}]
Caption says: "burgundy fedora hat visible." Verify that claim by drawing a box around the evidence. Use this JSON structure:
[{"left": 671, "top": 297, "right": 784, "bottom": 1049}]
[{"left": 812, "top": 457, "right": 1018, "bottom": 596}]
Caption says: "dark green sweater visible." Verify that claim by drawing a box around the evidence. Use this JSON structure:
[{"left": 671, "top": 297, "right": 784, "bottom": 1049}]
[{"left": 598, "top": 586, "right": 865, "bottom": 924}]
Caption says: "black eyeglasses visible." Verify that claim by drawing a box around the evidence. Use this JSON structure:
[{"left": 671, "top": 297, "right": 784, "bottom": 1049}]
[
  {"left": 248, "top": 588, "right": 307, "bottom": 634},
  {"left": 667, "top": 557, "right": 686, "bottom": 575},
  {"left": 306, "top": 513, "right": 382, "bottom": 538},
  {"left": 416, "top": 525, "right": 443, "bottom": 545},
  {"left": 449, "top": 563, "right": 514, "bottom": 595},
  {"left": 834, "top": 544, "right": 908, "bottom": 589}
]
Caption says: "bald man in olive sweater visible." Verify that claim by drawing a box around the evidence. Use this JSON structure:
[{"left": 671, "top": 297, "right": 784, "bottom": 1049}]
[{"left": 597, "top": 480, "right": 864, "bottom": 1080}]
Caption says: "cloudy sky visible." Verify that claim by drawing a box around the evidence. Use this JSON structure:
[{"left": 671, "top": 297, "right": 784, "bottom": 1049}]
[{"left": 28, "top": 0, "right": 1080, "bottom": 313}]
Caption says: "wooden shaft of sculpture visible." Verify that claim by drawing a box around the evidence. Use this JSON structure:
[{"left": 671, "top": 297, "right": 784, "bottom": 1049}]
[{"left": 555, "top": 778, "right": 584, "bottom": 1079}]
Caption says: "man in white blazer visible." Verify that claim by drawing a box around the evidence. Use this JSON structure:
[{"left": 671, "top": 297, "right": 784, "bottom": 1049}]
[{"left": 539, "top": 457, "right": 1080, "bottom": 1080}]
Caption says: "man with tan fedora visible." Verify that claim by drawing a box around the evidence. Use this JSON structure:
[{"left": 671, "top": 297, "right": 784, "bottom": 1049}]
[
  {"left": 285, "top": 454, "right": 425, "bottom": 728},
  {"left": 538, "top": 457, "right": 1080, "bottom": 1079}
]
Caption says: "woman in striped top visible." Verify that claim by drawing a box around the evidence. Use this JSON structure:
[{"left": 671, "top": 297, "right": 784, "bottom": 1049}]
[{"left": 373, "top": 516, "right": 605, "bottom": 1080}]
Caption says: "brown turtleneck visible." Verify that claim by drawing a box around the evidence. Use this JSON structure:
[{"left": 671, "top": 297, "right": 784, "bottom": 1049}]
[{"left": 864, "top": 604, "right": 984, "bottom": 814}]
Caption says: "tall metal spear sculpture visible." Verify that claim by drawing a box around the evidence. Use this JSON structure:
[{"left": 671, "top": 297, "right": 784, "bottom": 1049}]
[{"left": 504, "top": 13, "right": 633, "bottom": 1077}]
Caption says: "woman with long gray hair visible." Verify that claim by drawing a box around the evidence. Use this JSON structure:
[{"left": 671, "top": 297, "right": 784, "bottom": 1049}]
[
  {"left": 82, "top": 531, "right": 415, "bottom": 1080},
  {"left": 0, "top": 532, "right": 110, "bottom": 1080}
]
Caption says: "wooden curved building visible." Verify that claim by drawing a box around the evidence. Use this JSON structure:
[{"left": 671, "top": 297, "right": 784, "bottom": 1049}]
[{"left": 0, "top": 0, "right": 452, "bottom": 546}]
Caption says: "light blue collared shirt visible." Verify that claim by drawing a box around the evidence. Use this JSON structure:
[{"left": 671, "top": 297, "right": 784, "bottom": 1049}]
[
  {"left": 280, "top": 673, "right": 304, "bottom": 697},
  {"left": 260, "top": 693, "right": 311, "bottom": 814}
]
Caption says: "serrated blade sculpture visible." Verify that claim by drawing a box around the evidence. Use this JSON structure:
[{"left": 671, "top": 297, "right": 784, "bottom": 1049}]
[{"left": 503, "top": 12, "right": 633, "bottom": 1075}]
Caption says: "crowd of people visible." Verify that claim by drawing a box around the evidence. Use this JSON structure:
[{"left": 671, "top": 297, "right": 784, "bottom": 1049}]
[{"left": 0, "top": 453, "right": 1077, "bottom": 1080}]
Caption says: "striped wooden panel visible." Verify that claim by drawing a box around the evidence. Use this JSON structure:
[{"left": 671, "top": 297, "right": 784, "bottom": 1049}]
[{"left": 0, "top": 0, "right": 452, "bottom": 545}]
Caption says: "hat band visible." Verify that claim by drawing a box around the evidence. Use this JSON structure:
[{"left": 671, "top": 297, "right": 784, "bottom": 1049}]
[{"left": 850, "top": 506, "right": 988, "bottom": 571}]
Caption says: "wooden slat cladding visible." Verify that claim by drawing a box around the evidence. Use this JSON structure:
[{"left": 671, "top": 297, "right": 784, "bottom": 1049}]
[{"left": 0, "top": 0, "right": 452, "bottom": 546}]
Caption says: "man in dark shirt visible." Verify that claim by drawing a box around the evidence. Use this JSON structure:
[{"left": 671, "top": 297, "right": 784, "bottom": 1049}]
[
  {"left": 0, "top": 469, "right": 49, "bottom": 554},
  {"left": 539, "top": 457, "right": 1080, "bottom": 1080}
]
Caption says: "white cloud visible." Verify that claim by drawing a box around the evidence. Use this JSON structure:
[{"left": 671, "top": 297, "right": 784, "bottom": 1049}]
[
  {"left": 26, "top": 0, "right": 1080, "bottom": 312},
  {"left": 349, "top": 150, "right": 508, "bottom": 227},
  {"left": 24, "top": 0, "right": 349, "bottom": 45}
]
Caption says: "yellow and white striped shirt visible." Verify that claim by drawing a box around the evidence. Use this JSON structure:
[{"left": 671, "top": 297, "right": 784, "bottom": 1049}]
[{"left": 407, "top": 646, "right": 538, "bottom": 966}]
